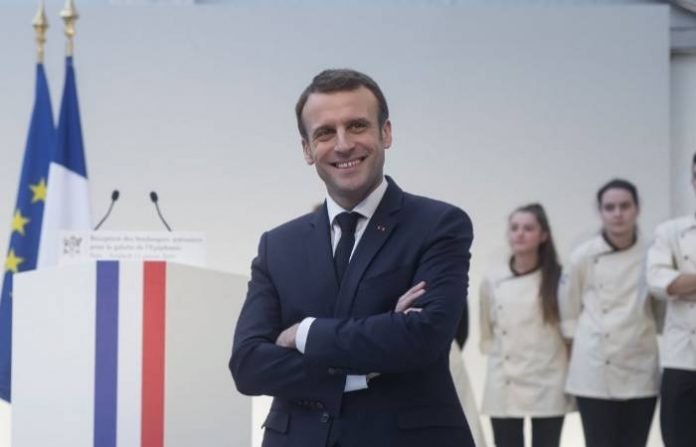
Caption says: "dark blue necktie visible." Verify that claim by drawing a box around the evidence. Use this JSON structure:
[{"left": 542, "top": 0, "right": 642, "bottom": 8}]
[{"left": 334, "top": 212, "right": 360, "bottom": 284}]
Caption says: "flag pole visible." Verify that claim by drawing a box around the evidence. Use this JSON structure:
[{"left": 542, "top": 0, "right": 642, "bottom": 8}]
[
  {"left": 60, "top": 0, "right": 78, "bottom": 57},
  {"left": 32, "top": 2, "right": 48, "bottom": 63}
]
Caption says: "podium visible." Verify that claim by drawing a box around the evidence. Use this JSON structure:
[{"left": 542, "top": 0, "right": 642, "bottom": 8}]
[{"left": 11, "top": 261, "right": 250, "bottom": 447}]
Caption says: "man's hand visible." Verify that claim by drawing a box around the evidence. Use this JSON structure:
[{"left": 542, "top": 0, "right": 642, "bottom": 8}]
[
  {"left": 667, "top": 273, "right": 696, "bottom": 296},
  {"left": 275, "top": 282, "right": 425, "bottom": 352},
  {"left": 276, "top": 323, "right": 300, "bottom": 349},
  {"left": 395, "top": 281, "right": 426, "bottom": 313},
  {"left": 353, "top": 281, "right": 426, "bottom": 383}
]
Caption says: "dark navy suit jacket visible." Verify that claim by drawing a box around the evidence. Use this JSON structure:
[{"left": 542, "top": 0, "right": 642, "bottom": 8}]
[{"left": 230, "top": 178, "right": 475, "bottom": 447}]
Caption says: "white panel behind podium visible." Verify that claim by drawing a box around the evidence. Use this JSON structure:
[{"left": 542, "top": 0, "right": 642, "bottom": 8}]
[{"left": 12, "top": 261, "right": 250, "bottom": 447}]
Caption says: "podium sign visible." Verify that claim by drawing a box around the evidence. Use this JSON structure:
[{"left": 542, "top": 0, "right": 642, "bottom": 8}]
[
  {"left": 58, "top": 231, "right": 207, "bottom": 267},
  {"left": 12, "top": 261, "right": 250, "bottom": 447}
]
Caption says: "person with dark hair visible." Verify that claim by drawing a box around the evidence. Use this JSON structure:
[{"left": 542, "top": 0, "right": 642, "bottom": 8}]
[
  {"left": 647, "top": 158, "right": 696, "bottom": 447},
  {"left": 294, "top": 69, "right": 389, "bottom": 141},
  {"left": 560, "top": 178, "right": 660, "bottom": 447},
  {"left": 230, "top": 69, "right": 475, "bottom": 447},
  {"left": 480, "top": 203, "right": 573, "bottom": 447}
]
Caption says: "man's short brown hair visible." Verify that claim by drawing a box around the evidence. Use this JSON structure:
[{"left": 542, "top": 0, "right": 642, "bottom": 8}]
[{"left": 295, "top": 69, "right": 389, "bottom": 140}]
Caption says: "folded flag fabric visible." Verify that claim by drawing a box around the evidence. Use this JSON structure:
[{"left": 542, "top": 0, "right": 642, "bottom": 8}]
[{"left": 0, "top": 62, "right": 55, "bottom": 402}]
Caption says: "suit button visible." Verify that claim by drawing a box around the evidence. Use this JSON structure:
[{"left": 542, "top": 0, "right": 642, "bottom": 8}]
[
  {"left": 320, "top": 412, "right": 330, "bottom": 423},
  {"left": 328, "top": 368, "right": 337, "bottom": 376}
]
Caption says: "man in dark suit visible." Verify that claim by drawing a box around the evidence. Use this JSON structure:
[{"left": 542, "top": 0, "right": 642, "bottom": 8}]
[{"left": 230, "top": 69, "right": 475, "bottom": 447}]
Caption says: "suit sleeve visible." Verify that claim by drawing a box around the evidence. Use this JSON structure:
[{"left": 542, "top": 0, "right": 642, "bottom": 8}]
[
  {"left": 304, "top": 207, "right": 473, "bottom": 374},
  {"left": 229, "top": 232, "right": 345, "bottom": 404},
  {"left": 558, "top": 249, "right": 584, "bottom": 339}
]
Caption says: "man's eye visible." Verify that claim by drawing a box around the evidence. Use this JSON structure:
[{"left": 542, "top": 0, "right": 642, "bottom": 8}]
[
  {"left": 314, "top": 130, "right": 334, "bottom": 141},
  {"left": 349, "top": 122, "right": 368, "bottom": 132}
]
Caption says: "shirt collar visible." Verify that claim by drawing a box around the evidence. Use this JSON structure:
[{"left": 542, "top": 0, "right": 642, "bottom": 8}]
[
  {"left": 508, "top": 256, "right": 541, "bottom": 277},
  {"left": 326, "top": 177, "right": 388, "bottom": 225},
  {"left": 601, "top": 230, "right": 638, "bottom": 252}
]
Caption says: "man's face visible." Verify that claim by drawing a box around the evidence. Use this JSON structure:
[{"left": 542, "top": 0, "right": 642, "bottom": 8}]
[{"left": 301, "top": 86, "right": 392, "bottom": 210}]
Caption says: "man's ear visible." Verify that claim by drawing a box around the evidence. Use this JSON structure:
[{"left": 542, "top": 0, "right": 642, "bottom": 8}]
[
  {"left": 302, "top": 139, "right": 315, "bottom": 165},
  {"left": 381, "top": 120, "right": 393, "bottom": 149}
]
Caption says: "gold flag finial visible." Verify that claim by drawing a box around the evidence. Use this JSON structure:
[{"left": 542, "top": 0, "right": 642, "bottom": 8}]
[
  {"left": 60, "top": 0, "right": 79, "bottom": 57},
  {"left": 32, "top": 2, "right": 49, "bottom": 63}
]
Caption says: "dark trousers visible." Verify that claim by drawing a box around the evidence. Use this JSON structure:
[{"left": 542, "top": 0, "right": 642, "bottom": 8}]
[
  {"left": 576, "top": 395, "right": 656, "bottom": 447},
  {"left": 661, "top": 368, "right": 696, "bottom": 447},
  {"left": 490, "top": 416, "right": 564, "bottom": 447}
]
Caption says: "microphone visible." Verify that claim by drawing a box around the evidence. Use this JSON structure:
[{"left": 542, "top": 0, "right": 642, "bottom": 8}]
[
  {"left": 94, "top": 189, "right": 120, "bottom": 230},
  {"left": 149, "top": 191, "right": 172, "bottom": 232}
]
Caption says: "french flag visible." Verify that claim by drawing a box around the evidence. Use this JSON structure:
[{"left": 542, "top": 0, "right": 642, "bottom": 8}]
[
  {"left": 11, "top": 261, "right": 250, "bottom": 447},
  {"left": 37, "top": 56, "right": 92, "bottom": 268}
]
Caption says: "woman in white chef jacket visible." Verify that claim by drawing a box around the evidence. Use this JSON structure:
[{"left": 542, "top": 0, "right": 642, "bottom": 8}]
[
  {"left": 560, "top": 179, "right": 660, "bottom": 447},
  {"left": 480, "top": 203, "right": 574, "bottom": 447}
]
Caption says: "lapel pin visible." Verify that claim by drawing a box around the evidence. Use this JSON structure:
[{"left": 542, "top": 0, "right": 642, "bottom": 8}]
[{"left": 376, "top": 224, "right": 386, "bottom": 232}]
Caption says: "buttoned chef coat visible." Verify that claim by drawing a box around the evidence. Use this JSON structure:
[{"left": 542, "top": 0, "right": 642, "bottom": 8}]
[
  {"left": 560, "top": 235, "right": 660, "bottom": 399},
  {"left": 479, "top": 264, "right": 575, "bottom": 417},
  {"left": 647, "top": 216, "right": 696, "bottom": 371}
]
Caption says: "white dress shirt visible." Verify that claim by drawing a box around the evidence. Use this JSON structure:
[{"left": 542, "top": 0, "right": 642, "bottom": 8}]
[
  {"left": 479, "top": 262, "right": 575, "bottom": 417},
  {"left": 560, "top": 235, "right": 660, "bottom": 398},
  {"left": 296, "top": 178, "right": 388, "bottom": 392},
  {"left": 647, "top": 215, "right": 696, "bottom": 371}
]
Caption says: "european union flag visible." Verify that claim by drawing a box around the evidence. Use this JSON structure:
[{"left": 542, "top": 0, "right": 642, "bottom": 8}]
[{"left": 0, "top": 63, "right": 56, "bottom": 402}]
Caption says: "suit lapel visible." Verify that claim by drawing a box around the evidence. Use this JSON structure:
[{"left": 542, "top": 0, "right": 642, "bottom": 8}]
[
  {"left": 333, "top": 178, "right": 404, "bottom": 317},
  {"left": 305, "top": 203, "right": 340, "bottom": 314}
]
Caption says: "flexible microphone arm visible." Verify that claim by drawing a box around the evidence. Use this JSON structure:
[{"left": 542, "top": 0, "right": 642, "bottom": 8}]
[
  {"left": 149, "top": 191, "right": 173, "bottom": 232},
  {"left": 94, "top": 190, "right": 120, "bottom": 231}
]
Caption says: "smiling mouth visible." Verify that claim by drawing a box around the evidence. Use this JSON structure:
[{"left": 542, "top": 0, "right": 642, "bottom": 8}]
[{"left": 332, "top": 157, "right": 366, "bottom": 169}]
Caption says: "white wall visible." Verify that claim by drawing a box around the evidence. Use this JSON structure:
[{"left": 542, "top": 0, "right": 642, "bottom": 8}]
[
  {"left": 671, "top": 54, "right": 696, "bottom": 217},
  {"left": 0, "top": 4, "right": 671, "bottom": 446}
]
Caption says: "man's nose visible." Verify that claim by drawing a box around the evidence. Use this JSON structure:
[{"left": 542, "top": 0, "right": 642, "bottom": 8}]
[{"left": 335, "top": 129, "right": 354, "bottom": 153}]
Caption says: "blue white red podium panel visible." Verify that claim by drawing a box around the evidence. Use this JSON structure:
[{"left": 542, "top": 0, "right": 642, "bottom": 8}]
[{"left": 12, "top": 261, "right": 250, "bottom": 447}]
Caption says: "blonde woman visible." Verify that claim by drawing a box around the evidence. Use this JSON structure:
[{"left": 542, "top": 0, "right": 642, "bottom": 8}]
[{"left": 480, "top": 204, "right": 573, "bottom": 447}]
